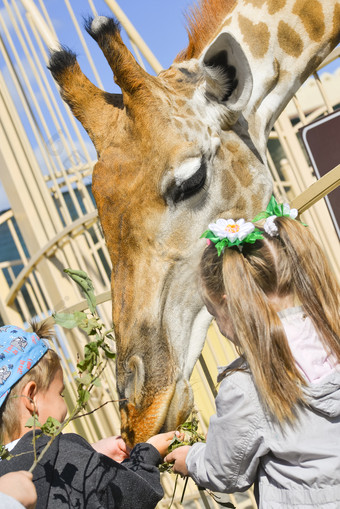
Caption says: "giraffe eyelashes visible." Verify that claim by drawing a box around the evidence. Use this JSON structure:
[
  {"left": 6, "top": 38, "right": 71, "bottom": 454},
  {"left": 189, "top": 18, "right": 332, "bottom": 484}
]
[{"left": 167, "top": 160, "right": 207, "bottom": 204}]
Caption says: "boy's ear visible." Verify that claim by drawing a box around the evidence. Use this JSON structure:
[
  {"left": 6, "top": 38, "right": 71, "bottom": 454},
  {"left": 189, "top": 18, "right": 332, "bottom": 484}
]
[{"left": 21, "top": 381, "right": 38, "bottom": 413}]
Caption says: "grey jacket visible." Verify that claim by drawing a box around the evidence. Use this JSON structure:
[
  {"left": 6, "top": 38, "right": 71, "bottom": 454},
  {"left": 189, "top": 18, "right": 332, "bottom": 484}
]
[
  {"left": 186, "top": 360, "right": 340, "bottom": 508},
  {"left": 0, "top": 431, "right": 163, "bottom": 509}
]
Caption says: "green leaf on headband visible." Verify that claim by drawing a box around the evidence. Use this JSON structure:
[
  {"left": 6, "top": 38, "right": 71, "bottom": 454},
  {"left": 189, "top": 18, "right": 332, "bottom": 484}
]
[
  {"left": 244, "top": 230, "right": 265, "bottom": 244},
  {"left": 253, "top": 195, "right": 293, "bottom": 222},
  {"left": 200, "top": 230, "right": 220, "bottom": 242},
  {"left": 201, "top": 229, "right": 264, "bottom": 256},
  {"left": 252, "top": 210, "right": 270, "bottom": 222}
]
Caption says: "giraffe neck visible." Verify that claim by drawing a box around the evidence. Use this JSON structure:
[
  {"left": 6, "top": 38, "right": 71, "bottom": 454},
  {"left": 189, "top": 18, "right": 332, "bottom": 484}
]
[{"left": 209, "top": 0, "right": 340, "bottom": 152}]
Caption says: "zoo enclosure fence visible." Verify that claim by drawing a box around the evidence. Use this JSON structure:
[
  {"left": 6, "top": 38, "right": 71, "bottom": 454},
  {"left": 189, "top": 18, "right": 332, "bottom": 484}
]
[{"left": 0, "top": 1, "right": 340, "bottom": 507}]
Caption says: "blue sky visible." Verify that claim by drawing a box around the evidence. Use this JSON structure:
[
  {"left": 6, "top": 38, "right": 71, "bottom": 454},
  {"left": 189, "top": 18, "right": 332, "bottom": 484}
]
[{"left": 49, "top": 0, "right": 195, "bottom": 89}]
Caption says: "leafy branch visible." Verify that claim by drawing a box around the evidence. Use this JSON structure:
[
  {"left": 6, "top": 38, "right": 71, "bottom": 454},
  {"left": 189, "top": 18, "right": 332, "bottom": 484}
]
[
  {"left": 160, "top": 413, "right": 205, "bottom": 508},
  {"left": 159, "top": 412, "right": 205, "bottom": 473},
  {"left": 0, "top": 269, "right": 117, "bottom": 472},
  {"left": 160, "top": 413, "right": 236, "bottom": 508}
]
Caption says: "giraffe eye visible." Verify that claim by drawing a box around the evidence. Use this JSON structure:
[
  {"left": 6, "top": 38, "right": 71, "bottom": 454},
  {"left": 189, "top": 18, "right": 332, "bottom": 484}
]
[{"left": 169, "top": 160, "right": 207, "bottom": 203}]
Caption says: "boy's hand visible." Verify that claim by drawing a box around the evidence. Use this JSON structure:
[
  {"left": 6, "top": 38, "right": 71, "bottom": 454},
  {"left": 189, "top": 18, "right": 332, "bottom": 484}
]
[
  {"left": 147, "top": 430, "right": 184, "bottom": 458},
  {"left": 0, "top": 471, "right": 37, "bottom": 509},
  {"left": 92, "top": 435, "right": 131, "bottom": 462},
  {"left": 164, "top": 445, "right": 191, "bottom": 476}
]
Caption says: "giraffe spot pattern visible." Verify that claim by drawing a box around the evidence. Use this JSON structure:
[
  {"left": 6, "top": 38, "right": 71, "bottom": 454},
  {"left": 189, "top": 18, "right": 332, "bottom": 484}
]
[
  {"left": 293, "top": 0, "right": 325, "bottom": 42},
  {"left": 232, "top": 160, "right": 253, "bottom": 188},
  {"left": 226, "top": 141, "right": 240, "bottom": 154},
  {"left": 251, "top": 190, "right": 266, "bottom": 214},
  {"left": 243, "top": 0, "right": 286, "bottom": 14},
  {"left": 238, "top": 14, "right": 270, "bottom": 59},
  {"left": 267, "top": 0, "right": 286, "bottom": 15},
  {"left": 277, "top": 20, "right": 303, "bottom": 57},
  {"left": 236, "top": 196, "right": 247, "bottom": 212},
  {"left": 222, "top": 170, "right": 237, "bottom": 197},
  {"left": 243, "top": 0, "right": 265, "bottom": 8}
]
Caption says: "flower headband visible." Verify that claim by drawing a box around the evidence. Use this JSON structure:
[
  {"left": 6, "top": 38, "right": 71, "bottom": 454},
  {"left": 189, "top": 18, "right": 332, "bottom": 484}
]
[
  {"left": 252, "top": 195, "right": 298, "bottom": 237},
  {"left": 201, "top": 196, "right": 299, "bottom": 256}
]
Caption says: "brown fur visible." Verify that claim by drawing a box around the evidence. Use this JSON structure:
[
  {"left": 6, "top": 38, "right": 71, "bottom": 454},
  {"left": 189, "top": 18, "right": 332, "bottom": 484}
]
[
  {"left": 267, "top": 0, "right": 287, "bottom": 15},
  {"left": 330, "top": 3, "right": 340, "bottom": 47},
  {"left": 293, "top": 0, "right": 325, "bottom": 42},
  {"left": 238, "top": 15, "right": 271, "bottom": 59},
  {"left": 175, "top": 0, "right": 237, "bottom": 61},
  {"left": 244, "top": 0, "right": 287, "bottom": 14},
  {"left": 277, "top": 21, "right": 304, "bottom": 57}
]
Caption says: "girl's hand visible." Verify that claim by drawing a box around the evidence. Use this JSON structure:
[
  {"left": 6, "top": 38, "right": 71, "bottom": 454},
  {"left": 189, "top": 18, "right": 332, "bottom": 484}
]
[
  {"left": 92, "top": 435, "right": 131, "bottom": 462},
  {"left": 0, "top": 471, "right": 37, "bottom": 509},
  {"left": 147, "top": 430, "right": 184, "bottom": 458},
  {"left": 164, "top": 445, "right": 191, "bottom": 476}
]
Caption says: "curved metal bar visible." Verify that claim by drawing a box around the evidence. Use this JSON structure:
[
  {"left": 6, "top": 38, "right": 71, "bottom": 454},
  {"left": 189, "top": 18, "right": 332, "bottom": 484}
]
[{"left": 5, "top": 211, "right": 98, "bottom": 306}]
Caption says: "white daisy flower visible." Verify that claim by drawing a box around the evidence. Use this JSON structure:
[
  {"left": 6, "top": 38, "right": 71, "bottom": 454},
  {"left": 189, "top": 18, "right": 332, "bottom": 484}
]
[{"left": 208, "top": 218, "right": 255, "bottom": 243}]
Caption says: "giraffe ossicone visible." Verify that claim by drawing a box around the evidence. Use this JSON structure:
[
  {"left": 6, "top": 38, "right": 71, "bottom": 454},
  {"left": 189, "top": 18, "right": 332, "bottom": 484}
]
[{"left": 49, "top": 0, "right": 340, "bottom": 446}]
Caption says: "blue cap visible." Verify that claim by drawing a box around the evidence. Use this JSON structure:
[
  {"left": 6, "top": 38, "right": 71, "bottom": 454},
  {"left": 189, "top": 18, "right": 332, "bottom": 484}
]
[{"left": 0, "top": 325, "right": 50, "bottom": 408}]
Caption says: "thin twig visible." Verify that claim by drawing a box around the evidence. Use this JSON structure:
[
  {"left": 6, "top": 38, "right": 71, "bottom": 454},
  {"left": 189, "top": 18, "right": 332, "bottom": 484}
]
[{"left": 70, "top": 398, "right": 127, "bottom": 421}]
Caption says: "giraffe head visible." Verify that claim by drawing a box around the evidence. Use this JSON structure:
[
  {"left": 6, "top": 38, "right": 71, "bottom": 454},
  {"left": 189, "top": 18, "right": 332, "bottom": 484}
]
[{"left": 49, "top": 0, "right": 339, "bottom": 445}]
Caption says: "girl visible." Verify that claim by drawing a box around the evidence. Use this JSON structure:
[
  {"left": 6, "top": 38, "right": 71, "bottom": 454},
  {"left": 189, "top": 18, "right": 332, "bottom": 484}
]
[{"left": 165, "top": 198, "right": 340, "bottom": 508}]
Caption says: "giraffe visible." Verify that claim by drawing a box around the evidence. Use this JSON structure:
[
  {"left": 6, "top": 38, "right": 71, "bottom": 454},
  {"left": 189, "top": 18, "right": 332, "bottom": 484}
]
[{"left": 49, "top": 0, "right": 340, "bottom": 446}]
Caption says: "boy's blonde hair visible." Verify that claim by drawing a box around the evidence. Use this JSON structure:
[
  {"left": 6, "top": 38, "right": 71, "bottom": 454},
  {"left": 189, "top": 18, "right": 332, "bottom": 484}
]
[
  {"left": 0, "top": 321, "right": 61, "bottom": 443},
  {"left": 200, "top": 217, "right": 340, "bottom": 422}
]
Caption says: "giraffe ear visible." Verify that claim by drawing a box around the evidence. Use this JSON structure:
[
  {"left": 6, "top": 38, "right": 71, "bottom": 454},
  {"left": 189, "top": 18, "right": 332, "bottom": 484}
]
[{"left": 202, "top": 33, "right": 253, "bottom": 124}]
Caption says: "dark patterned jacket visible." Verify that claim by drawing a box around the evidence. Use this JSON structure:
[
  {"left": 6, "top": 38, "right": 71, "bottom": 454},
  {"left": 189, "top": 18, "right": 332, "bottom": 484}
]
[{"left": 0, "top": 431, "right": 163, "bottom": 508}]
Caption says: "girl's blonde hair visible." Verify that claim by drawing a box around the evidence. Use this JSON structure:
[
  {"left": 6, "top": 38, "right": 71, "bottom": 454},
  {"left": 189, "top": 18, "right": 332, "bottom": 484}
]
[
  {"left": 0, "top": 321, "right": 62, "bottom": 443},
  {"left": 200, "top": 217, "right": 340, "bottom": 421}
]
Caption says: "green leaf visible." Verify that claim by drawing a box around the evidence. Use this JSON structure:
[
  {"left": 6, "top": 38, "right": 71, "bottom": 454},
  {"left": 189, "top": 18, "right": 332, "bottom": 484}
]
[
  {"left": 92, "top": 377, "right": 101, "bottom": 387},
  {"left": 64, "top": 269, "right": 97, "bottom": 314},
  {"left": 41, "top": 417, "right": 62, "bottom": 436},
  {"left": 168, "top": 434, "right": 183, "bottom": 448},
  {"left": 200, "top": 230, "right": 220, "bottom": 243},
  {"left": 243, "top": 230, "right": 264, "bottom": 244},
  {"left": 25, "top": 415, "right": 43, "bottom": 429},
  {"left": 252, "top": 210, "right": 270, "bottom": 222},
  {"left": 85, "top": 341, "right": 100, "bottom": 354},
  {"left": 53, "top": 312, "right": 81, "bottom": 329},
  {"left": 101, "top": 344, "right": 116, "bottom": 359},
  {"left": 77, "top": 387, "right": 91, "bottom": 406},
  {"left": 78, "top": 316, "right": 100, "bottom": 335},
  {"left": 0, "top": 445, "right": 12, "bottom": 461},
  {"left": 77, "top": 373, "right": 93, "bottom": 386}
]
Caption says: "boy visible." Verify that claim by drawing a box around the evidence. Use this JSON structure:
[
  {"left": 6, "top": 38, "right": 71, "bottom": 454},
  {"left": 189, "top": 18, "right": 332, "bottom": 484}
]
[{"left": 0, "top": 322, "right": 176, "bottom": 509}]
